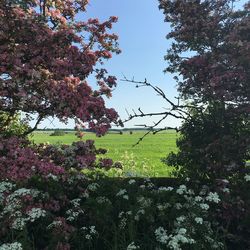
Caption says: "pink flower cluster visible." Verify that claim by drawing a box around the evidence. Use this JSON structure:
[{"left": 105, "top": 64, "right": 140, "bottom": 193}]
[{"left": 0, "top": 1, "right": 121, "bottom": 135}]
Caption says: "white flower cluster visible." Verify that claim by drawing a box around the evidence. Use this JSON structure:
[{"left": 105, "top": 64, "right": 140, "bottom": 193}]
[
  {"left": 70, "top": 198, "right": 81, "bottom": 207},
  {"left": 194, "top": 217, "right": 203, "bottom": 224},
  {"left": 199, "top": 203, "right": 210, "bottom": 210},
  {"left": 168, "top": 228, "right": 195, "bottom": 250},
  {"left": 118, "top": 211, "right": 132, "bottom": 218},
  {"left": 1, "top": 188, "right": 44, "bottom": 230},
  {"left": 87, "top": 183, "right": 100, "bottom": 192},
  {"left": 244, "top": 174, "right": 250, "bottom": 182},
  {"left": 158, "top": 186, "right": 173, "bottom": 192},
  {"left": 127, "top": 241, "right": 140, "bottom": 250},
  {"left": 11, "top": 208, "right": 46, "bottom": 230},
  {"left": 206, "top": 192, "right": 220, "bottom": 203},
  {"left": 128, "top": 179, "right": 136, "bottom": 185},
  {"left": 137, "top": 196, "right": 152, "bottom": 208},
  {"left": 96, "top": 196, "right": 111, "bottom": 205},
  {"left": 46, "top": 173, "right": 58, "bottom": 181},
  {"left": 26, "top": 208, "right": 46, "bottom": 222},
  {"left": 176, "top": 185, "right": 187, "bottom": 195},
  {"left": 0, "top": 181, "right": 15, "bottom": 204},
  {"left": 81, "top": 226, "right": 98, "bottom": 240},
  {"left": 116, "top": 189, "right": 129, "bottom": 200},
  {"left": 47, "top": 220, "right": 63, "bottom": 230},
  {"left": 152, "top": 183, "right": 223, "bottom": 249},
  {"left": 66, "top": 208, "right": 84, "bottom": 222},
  {"left": 0, "top": 242, "right": 22, "bottom": 250},
  {"left": 155, "top": 226, "right": 195, "bottom": 249},
  {"left": 155, "top": 227, "right": 169, "bottom": 244},
  {"left": 134, "top": 209, "right": 145, "bottom": 221}
]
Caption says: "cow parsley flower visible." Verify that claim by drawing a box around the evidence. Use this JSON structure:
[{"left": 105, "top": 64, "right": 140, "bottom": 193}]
[
  {"left": 87, "top": 183, "right": 100, "bottom": 192},
  {"left": 0, "top": 242, "right": 22, "bottom": 250},
  {"left": 128, "top": 179, "right": 136, "bottom": 185},
  {"left": 96, "top": 196, "right": 111, "bottom": 204},
  {"left": 176, "top": 216, "right": 186, "bottom": 224},
  {"left": 200, "top": 203, "right": 210, "bottom": 210},
  {"left": 123, "top": 194, "right": 129, "bottom": 200},
  {"left": 244, "top": 174, "right": 250, "bottom": 182},
  {"left": 155, "top": 227, "right": 169, "bottom": 244},
  {"left": 116, "top": 189, "right": 127, "bottom": 196},
  {"left": 11, "top": 217, "right": 27, "bottom": 230},
  {"left": 176, "top": 185, "right": 187, "bottom": 195},
  {"left": 127, "top": 242, "right": 140, "bottom": 250},
  {"left": 27, "top": 208, "right": 46, "bottom": 222},
  {"left": 194, "top": 217, "right": 203, "bottom": 224},
  {"left": 158, "top": 186, "right": 174, "bottom": 192},
  {"left": 206, "top": 192, "right": 220, "bottom": 203},
  {"left": 194, "top": 196, "right": 203, "bottom": 202}
]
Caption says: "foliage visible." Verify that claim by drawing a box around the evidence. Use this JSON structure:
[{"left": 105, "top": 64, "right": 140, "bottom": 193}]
[
  {"left": 159, "top": 0, "right": 250, "bottom": 181},
  {"left": 165, "top": 103, "right": 249, "bottom": 181},
  {"left": 0, "top": 111, "right": 29, "bottom": 137},
  {"left": 159, "top": 0, "right": 250, "bottom": 247},
  {"left": 0, "top": 0, "right": 121, "bottom": 136},
  {"left": 0, "top": 176, "right": 231, "bottom": 249}
]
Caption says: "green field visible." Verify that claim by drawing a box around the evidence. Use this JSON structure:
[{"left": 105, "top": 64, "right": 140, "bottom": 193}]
[{"left": 30, "top": 130, "right": 178, "bottom": 177}]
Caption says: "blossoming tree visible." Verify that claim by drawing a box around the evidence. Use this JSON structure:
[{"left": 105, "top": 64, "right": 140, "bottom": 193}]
[
  {"left": 0, "top": 1, "right": 122, "bottom": 248},
  {"left": 0, "top": 0, "right": 121, "bottom": 136}
]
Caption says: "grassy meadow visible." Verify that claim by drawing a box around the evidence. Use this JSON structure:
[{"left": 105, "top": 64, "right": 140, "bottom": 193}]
[{"left": 30, "top": 130, "right": 178, "bottom": 177}]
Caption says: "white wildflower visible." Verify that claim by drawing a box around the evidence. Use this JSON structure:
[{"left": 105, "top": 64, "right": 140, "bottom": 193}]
[
  {"left": 176, "top": 216, "right": 185, "bottom": 223},
  {"left": 27, "top": 208, "right": 46, "bottom": 222},
  {"left": 128, "top": 179, "right": 136, "bottom": 185},
  {"left": 158, "top": 186, "right": 174, "bottom": 192},
  {"left": 11, "top": 217, "right": 27, "bottom": 230},
  {"left": 116, "top": 189, "right": 127, "bottom": 197},
  {"left": 206, "top": 192, "right": 220, "bottom": 203},
  {"left": 194, "top": 196, "right": 203, "bottom": 202},
  {"left": 194, "top": 217, "right": 203, "bottom": 224},
  {"left": 137, "top": 196, "right": 152, "bottom": 208},
  {"left": 47, "top": 220, "right": 63, "bottom": 229},
  {"left": 123, "top": 195, "right": 129, "bottom": 200},
  {"left": 176, "top": 185, "right": 187, "bottom": 195},
  {"left": 200, "top": 203, "right": 210, "bottom": 210},
  {"left": 0, "top": 242, "right": 22, "bottom": 250},
  {"left": 244, "top": 174, "right": 250, "bottom": 182},
  {"left": 87, "top": 183, "right": 100, "bottom": 192},
  {"left": 70, "top": 198, "right": 81, "bottom": 207},
  {"left": 155, "top": 227, "right": 169, "bottom": 244},
  {"left": 96, "top": 196, "right": 111, "bottom": 204},
  {"left": 222, "top": 188, "right": 230, "bottom": 193},
  {"left": 118, "top": 211, "right": 124, "bottom": 218},
  {"left": 127, "top": 241, "right": 140, "bottom": 250},
  {"left": 46, "top": 173, "right": 58, "bottom": 181}
]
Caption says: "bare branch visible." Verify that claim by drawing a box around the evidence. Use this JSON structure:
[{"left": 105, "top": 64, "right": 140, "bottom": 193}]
[{"left": 121, "top": 76, "right": 197, "bottom": 145}]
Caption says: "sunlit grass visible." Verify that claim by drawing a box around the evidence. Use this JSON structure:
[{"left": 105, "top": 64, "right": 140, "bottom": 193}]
[{"left": 30, "top": 130, "right": 178, "bottom": 177}]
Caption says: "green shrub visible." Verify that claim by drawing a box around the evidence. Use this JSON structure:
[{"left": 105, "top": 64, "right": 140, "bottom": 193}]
[{"left": 50, "top": 130, "right": 66, "bottom": 136}]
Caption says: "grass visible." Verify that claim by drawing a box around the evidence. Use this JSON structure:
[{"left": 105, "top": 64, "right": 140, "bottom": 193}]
[{"left": 30, "top": 130, "right": 178, "bottom": 177}]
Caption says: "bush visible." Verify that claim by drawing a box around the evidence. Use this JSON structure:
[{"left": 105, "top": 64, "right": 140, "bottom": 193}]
[
  {"left": 50, "top": 130, "right": 66, "bottom": 136},
  {"left": 0, "top": 176, "right": 233, "bottom": 249}
]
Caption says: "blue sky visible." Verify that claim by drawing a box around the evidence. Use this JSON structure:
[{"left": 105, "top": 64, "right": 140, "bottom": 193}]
[{"left": 36, "top": 0, "right": 246, "bottom": 130}]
